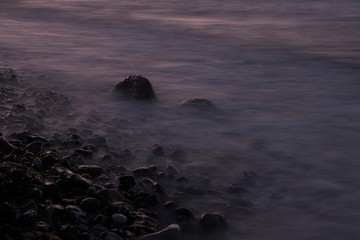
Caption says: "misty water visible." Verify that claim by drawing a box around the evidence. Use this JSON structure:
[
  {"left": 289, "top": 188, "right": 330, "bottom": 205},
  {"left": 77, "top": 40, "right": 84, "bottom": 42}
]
[{"left": 1, "top": 0, "right": 360, "bottom": 239}]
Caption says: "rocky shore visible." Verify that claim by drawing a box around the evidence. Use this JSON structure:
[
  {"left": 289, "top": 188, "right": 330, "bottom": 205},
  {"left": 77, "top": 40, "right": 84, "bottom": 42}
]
[{"left": 0, "top": 72, "right": 237, "bottom": 240}]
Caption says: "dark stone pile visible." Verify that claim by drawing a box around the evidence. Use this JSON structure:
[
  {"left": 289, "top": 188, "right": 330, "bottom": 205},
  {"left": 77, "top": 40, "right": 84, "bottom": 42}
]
[{"left": 0, "top": 131, "right": 227, "bottom": 240}]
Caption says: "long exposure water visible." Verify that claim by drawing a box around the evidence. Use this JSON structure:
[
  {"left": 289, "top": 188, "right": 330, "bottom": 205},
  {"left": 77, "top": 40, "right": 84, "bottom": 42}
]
[{"left": 1, "top": 0, "right": 360, "bottom": 239}]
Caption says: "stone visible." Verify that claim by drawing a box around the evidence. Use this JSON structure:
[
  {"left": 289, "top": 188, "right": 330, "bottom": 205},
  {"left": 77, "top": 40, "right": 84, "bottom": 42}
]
[
  {"left": 101, "top": 232, "right": 123, "bottom": 240},
  {"left": 70, "top": 174, "right": 93, "bottom": 190},
  {"left": 26, "top": 141, "right": 43, "bottom": 153},
  {"left": 65, "top": 205, "right": 88, "bottom": 224},
  {"left": 112, "top": 213, "right": 128, "bottom": 226},
  {"left": 118, "top": 175, "right": 135, "bottom": 191},
  {"left": 0, "top": 137, "right": 15, "bottom": 154},
  {"left": 80, "top": 197, "right": 101, "bottom": 211},
  {"left": 151, "top": 144, "right": 164, "bottom": 157},
  {"left": 0, "top": 68, "right": 17, "bottom": 84},
  {"left": 137, "top": 224, "right": 180, "bottom": 240},
  {"left": 77, "top": 165, "right": 104, "bottom": 177},
  {"left": 180, "top": 98, "right": 216, "bottom": 111},
  {"left": 175, "top": 208, "right": 196, "bottom": 230},
  {"left": 112, "top": 75, "right": 155, "bottom": 101},
  {"left": 199, "top": 212, "right": 227, "bottom": 232}
]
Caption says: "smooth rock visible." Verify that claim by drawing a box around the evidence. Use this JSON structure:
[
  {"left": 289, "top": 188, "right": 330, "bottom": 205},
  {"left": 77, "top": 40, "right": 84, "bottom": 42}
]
[
  {"left": 0, "top": 137, "right": 15, "bottom": 154},
  {"left": 80, "top": 197, "right": 101, "bottom": 211},
  {"left": 199, "top": 212, "right": 227, "bottom": 232},
  {"left": 112, "top": 213, "right": 128, "bottom": 226},
  {"left": 70, "top": 174, "right": 93, "bottom": 190},
  {"left": 77, "top": 165, "right": 103, "bottom": 177},
  {"left": 137, "top": 224, "right": 180, "bottom": 240},
  {"left": 180, "top": 98, "right": 216, "bottom": 111},
  {"left": 112, "top": 75, "right": 155, "bottom": 101}
]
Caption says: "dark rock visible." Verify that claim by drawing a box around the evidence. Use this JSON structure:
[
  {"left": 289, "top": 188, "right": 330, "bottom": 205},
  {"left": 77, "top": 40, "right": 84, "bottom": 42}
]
[
  {"left": 118, "top": 175, "right": 135, "bottom": 191},
  {"left": 21, "top": 208, "right": 38, "bottom": 222},
  {"left": 65, "top": 205, "right": 88, "bottom": 224},
  {"left": 80, "top": 197, "right": 101, "bottom": 211},
  {"left": 77, "top": 165, "right": 104, "bottom": 177},
  {"left": 64, "top": 134, "right": 83, "bottom": 147},
  {"left": 112, "top": 75, "right": 155, "bottom": 101},
  {"left": 92, "top": 214, "right": 105, "bottom": 224},
  {"left": 0, "top": 137, "right": 15, "bottom": 154},
  {"left": 101, "top": 232, "right": 123, "bottom": 240},
  {"left": 0, "top": 68, "right": 17, "bottom": 84},
  {"left": 95, "top": 188, "right": 124, "bottom": 203},
  {"left": 137, "top": 224, "right": 180, "bottom": 240},
  {"left": 169, "top": 149, "right": 186, "bottom": 162},
  {"left": 26, "top": 141, "right": 43, "bottom": 153},
  {"left": 151, "top": 144, "right": 164, "bottom": 157},
  {"left": 105, "top": 201, "right": 133, "bottom": 216},
  {"left": 74, "top": 149, "right": 93, "bottom": 159},
  {"left": 175, "top": 208, "right": 196, "bottom": 230},
  {"left": 112, "top": 213, "right": 128, "bottom": 226},
  {"left": 133, "top": 166, "right": 157, "bottom": 178},
  {"left": 88, "top": 135, "right": 107, "bottom": 146},
  {"left": 70, "top": 174, "right": 93, "bottom": 190},
  {"left": 199, "top": 212, "right": 227, "bottom": 232},
  {"left": 36, "top": 221, "right": 50, "bottom": 232},
  {"left": 180, "top": 98, "right": 216, "bottom": 111}
]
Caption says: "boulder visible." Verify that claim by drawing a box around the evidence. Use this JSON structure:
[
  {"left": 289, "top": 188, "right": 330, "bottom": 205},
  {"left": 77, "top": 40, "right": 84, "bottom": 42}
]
[{"left": 112, "top": 75, "right": 155, "bottom": 101}]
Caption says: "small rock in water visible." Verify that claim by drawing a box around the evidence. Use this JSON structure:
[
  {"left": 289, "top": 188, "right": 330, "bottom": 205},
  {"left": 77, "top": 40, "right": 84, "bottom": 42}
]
[
  {"left": 0, "top": 68, "right": 18, "bottom": 84},
  {"left": 137, "top": 224, "right": 180, "bottom": 240},
  {"left": 199, "top": 212, "right": 227, "bottom": 232},
  {"left": 180, "top": 98, "right": 216, "bottom": 111},
  {"left": 112, "top": 75, "right": 155, "bottom": 101}
]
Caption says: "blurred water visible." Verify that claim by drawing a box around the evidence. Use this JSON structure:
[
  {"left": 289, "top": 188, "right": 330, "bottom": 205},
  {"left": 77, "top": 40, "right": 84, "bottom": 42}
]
[{"left": 1, "top": 0, "right": 360, "bottom": 239}]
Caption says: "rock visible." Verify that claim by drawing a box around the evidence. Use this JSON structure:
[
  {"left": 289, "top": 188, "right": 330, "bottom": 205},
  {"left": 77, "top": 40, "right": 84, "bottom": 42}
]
[
  {"left": 0, "top": 68, "right": 17, "bottom": 84},
  {"left": 88, "top": 135, "right": 107, "bottom": 146},
  {"left": 65, "top": 205, "right": 88, "bottom": 224},
  {"left": 118, "top": 175, "right": 135, "bottom": 191},
  {"left": 133, "top": 166, "right": 157, "bottom": 178},
  {"left": 95, "top": 188, "right": 124, "bottom": 203},
  {"left": 77, "top": 165, "right": 104, "bottom": 177},
  {"left": 199, "top": 212, "right": 227, "bottom": 232},
  {"left": 112, "top": 213, "right": 128, "bottom": 226},
  {"left": 70, "top": 174, "right": 93, "bottom": 190},
  {"left": 101, "top": 232, "right": 123, "bottom": 240},
  {"left": 151, "top": 144, "right": 164, "bottom": 157},
  {"left": 112, "top": 75, "right": 155, "bottom": 101},
  {"left": 137, "top": 224, "right": 180, "bottom": 240},
  {"left": 175, "top": 208, "right": 196, "bottom": 230},
  {"left": 180, "top": 98, "right": 216, "bottom": 111},
  {"left": 0, "top": 137, "right": 15, "bottom": 154},
  {"left": 26, "top": 141, "right": 43, "bottom": 153},
  {"left": 22, "top": 208, "right": 38, "bottom": 222},
  {"left": 79, "top": 197, "right": 101, "bottom": 211}
]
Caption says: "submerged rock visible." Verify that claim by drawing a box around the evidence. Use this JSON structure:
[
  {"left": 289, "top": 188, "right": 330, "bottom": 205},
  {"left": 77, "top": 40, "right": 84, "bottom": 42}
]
[
  {"left": 0, "top": 68, "right": 18, "bottom": 84},
  {"left": 180, "top": 98, "right": 216, "bottom": 111},
  {"left": 112, "top": 75, "right": 155, "bottom": 101},
  {"left": 199, "top": 212, "right": 227, "bottom": 232}
]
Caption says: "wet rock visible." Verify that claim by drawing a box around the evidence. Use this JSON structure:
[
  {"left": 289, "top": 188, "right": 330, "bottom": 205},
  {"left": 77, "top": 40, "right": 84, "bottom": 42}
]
[
  {"left": 112, "top": 75, "right": 155, "bottom": 101},
  {"left": 118, "top": 175, "right": 135, "bottom": 191},
  {"left": 199, "top": 212, "right": 227, "bottom": 232},
  {"left": 70, "top": 174, "right": 93, "bottom": 190},
  {"left": 175, "top": 208, "right": 196, "bottom": 230},
  {"left": 88, "top": 135, "right": 107, "bottom": 146},
  {"left": 64, "top": 134, "right": 83, "bottom": 147},
  {"left": 133, "top": 166, "right": 157, "bottom": 178},
  {"left": 95, "top": 188, "right": 124, "bottom": 203},
  {"left": 151, "top": 144, "right": 164, "bottom": 157},
  {"left": 77, "top": 165, "right": 104, "bottom": 177},
  {"left": 169, "top": 149, "right": 186, "bottom": 162},
  {"left": 180, "top": 98, "right": 216, "bottom": 111},
  {"left": 74, "top": 149, "right": 93, "bottom": 159},
  {"left": 22, "top": 208, "right": 38, "bottom": 222},
  {"left": 137, "top": 224, "right": 180, "bottom": 240},
  {"left": 105, "top": 201, "right": 133, "bottom": 216},
  {"left": 65, "top": 205, "right": 88, "bottom": 224},
  {"left": 101, "top": 232, "right": 123, "bottom": 240},
  {"left": 36, "top": 221, "right": 50, "bottom": 232},
  {"left": 112, "top": 213, "right": 128, "bottom": 226},
  {"left": 26, "top": 141, "right": 43, "bottom": 153},
  {"left": 80, "top": 197, "right": 101, "bottom": 211},
  {"left": 0, "top": 137, "right": 15, "bottom": 154},
  {"left": 0, "top": 68, "right": 17, "bottom": 84}
]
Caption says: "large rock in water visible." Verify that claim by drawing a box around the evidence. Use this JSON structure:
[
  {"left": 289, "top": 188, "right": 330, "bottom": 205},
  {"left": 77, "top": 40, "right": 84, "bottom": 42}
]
[
  {"left": 0, "top": 68, "right": 18, "bottom": 84},
  {"left": 112, "top": 75, "right": 155, "bottom": 101}
]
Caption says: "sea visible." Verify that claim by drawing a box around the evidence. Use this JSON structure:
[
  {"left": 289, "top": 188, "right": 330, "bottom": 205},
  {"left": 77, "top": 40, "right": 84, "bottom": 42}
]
[{"left": 1, "top": 0, "right": 360, "bottom": 239}]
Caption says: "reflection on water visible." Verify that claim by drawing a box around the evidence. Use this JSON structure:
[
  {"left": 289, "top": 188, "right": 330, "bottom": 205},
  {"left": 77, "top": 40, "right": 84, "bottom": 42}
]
[{"left": 1, "top": 0, "right": 360, "bottom": 239}]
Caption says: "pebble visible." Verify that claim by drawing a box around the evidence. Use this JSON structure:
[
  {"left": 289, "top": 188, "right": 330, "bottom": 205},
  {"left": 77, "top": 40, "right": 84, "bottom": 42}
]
[
  {"left": 77, "top": 165, "right": 104, "bottom": 177},
  {"left": 80, "top": 197, "right": 101, "bottom": 211}
]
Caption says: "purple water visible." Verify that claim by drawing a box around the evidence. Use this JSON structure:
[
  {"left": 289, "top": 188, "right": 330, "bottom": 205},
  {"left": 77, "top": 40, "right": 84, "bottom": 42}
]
[{"left": 1, "top": 0, "right": 360, "bottom": 239}]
